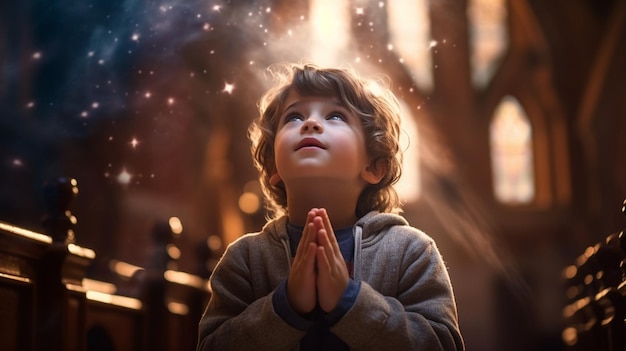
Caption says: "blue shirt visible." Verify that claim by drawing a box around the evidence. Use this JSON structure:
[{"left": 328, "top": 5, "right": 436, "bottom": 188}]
[{"left": 272, "top": 222, "right": 361, "bottom": 350}]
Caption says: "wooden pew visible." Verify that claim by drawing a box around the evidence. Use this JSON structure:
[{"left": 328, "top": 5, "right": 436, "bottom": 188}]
[
  {"left": 562, "top": 199, "right": 626, "bottom": 351},
  {"left": 0, "top": 176, "right": 210, "bottom": 351},
  {"left": 0, "top": 221, "right": 51, "bottom": 351},
  {"left": 83, "top": 279, "right": 143, "bottom": 351}
]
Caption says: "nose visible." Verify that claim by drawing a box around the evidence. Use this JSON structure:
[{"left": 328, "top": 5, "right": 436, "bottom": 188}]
[{"left": 300, "top": 116, "right": 323, "bottom": 133}]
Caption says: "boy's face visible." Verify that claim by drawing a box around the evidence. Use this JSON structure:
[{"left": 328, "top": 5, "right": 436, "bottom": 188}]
[{"left": 273, "top": 90, "right": 374, "bottom": 187}]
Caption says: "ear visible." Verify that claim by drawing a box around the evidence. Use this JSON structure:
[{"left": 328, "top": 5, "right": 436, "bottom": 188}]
[
  {"left": 269, "top": 172, "right": 283, "bottom": 186},
  {"left": 360, "top": 159, "right": 387, "bottom": 185}
]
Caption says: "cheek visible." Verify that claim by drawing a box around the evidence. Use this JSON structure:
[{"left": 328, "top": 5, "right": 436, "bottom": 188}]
[{"left": 272, "top": 133, "right": 290, "bottom": 170}]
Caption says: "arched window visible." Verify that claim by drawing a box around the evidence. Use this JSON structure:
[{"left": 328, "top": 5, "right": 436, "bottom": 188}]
[
  {"left": 388, "top": 0, "right": 433, "bottom": 91},
  {"left": 490, "top": 96, "right": 535, "bottom": 204},
  {"left": 467, "top": 0, "right": 508, "bottom": 88}
]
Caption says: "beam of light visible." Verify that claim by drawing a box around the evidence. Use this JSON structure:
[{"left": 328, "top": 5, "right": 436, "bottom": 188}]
[
  {"left": 309, "top": 0, "right": 350, "bottom": 65},
  {"left": 387, "top": 0, "right": 433, "bottom": 91},
  {"left": 395, "top": 101, "right": 421, "bottom": 203}
]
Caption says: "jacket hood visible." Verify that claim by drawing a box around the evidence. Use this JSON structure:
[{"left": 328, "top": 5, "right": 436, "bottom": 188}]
[{"left": 355, "top": 211, "right": 409, "bottom": 240}]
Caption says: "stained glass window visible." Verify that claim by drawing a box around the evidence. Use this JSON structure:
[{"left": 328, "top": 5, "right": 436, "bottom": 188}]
[
  {"left": 490, "top": 96, "right": 535, "bottom": 204},
  {"left": 467, "top": 0, "right": 508, "bottom": 88},
  {"left": 387, "top": 0, "right": 433, "bottom": 91}
]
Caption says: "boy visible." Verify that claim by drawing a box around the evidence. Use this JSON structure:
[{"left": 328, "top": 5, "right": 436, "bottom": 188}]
[{"left": 197, "top": 63, "right": 464, "bottom": 350}]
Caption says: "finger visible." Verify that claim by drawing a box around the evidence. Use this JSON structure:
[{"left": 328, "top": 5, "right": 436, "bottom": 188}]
[
  {"left": 304, "top": 242, "right": 317, "bottom": 271},
  {"left": 316, "top": 244, "right": 330, "bottom": 274},
  {"left": 296, "top": 211, "right": 317, "bottom": 254},
  {"left": 317, "top": 228, "right": 343, "bottom": 277},
  {"left": 318, "top": 209, "right": 341, "bottom": 258},
  {"left": 311, "top": 216, "right": 334, "bottom": 258}
]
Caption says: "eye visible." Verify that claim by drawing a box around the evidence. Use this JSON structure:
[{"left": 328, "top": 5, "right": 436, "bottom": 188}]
[
  {"left": 284, "top": 113, "right": 304, "bottom": 123},
  {"left": 326, "top": 112, "right": 346, "bottom": 121}
]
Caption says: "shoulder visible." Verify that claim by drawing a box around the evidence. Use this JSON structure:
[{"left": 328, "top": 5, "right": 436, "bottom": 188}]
[
  {"left": 227, "top": 216, "right": 287, "bottom": 247},
  {"left": 219, "top": 216, "right": 288, "bottom": 264},
  {"left": 359, "top": 211, "right": 435, "bottom": 248}
]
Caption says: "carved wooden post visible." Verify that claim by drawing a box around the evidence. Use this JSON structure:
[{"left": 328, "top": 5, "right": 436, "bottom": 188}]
[
  {"left": 36, "top": 177, "right": 95, "bottom": 351},
  {"left": 138, "top": 219, "right": 209, "bottom": 351},
  {"left": 0, "top": 220, "right": 52, "bottom": 351}
]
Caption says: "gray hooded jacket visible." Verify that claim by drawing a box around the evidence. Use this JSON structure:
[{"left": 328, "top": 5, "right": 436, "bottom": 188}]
[{"left": 197, "top": 211, "right": 465, "bottom": 350}]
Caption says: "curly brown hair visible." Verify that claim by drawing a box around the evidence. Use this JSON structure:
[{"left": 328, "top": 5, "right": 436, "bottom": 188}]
[{"left": 249, "top": 63, "right": 403, "bottom": 218}]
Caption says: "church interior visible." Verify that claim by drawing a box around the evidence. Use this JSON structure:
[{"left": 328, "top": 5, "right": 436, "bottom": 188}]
[{"left": 1, "top": 0, "right": 626, "bottom": 350}]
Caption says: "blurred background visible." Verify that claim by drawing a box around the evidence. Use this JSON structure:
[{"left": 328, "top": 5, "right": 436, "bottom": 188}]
[{"left": 1, "top": 0, "right": 625, "bottom": 350}]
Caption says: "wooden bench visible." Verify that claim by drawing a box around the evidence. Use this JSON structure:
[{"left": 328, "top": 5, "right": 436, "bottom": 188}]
[{"left": 0, "top": 177, "right": 210, "bottom": 351}]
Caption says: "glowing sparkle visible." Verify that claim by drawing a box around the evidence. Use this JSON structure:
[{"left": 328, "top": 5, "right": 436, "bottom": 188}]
[
  {"left": 26, "top": 101, "right": 34, "bottom": 108},
  {"left": 131, "top": 33, "right": 139, "bottom": 41},
  {"left": 356, "top": 8, "right": 364, "bottom": 15},
  {"left": 167, "top": 97, "right": 175, "bottom": 105},
  {"left": 117, "top": 169, "right": 132, "bottom": 185},
  {"left": 145, "top": 91, "right": 151, "bottom": 98},
  {"left": 32, "top": 52, "right": 42, "bottom": 59},
  {"left": 429, "top": 40, "right": 438, "bottom": 49},
  {"left": 130, "top": 138, "right": 139, "bottom": 148},
  {"left": 92, "top": 102, "right": 99, "bottom": 109},
  {"left": 212, "top": 5, "right": 221, "bottom": 12},
  {"left": 223, "top": 83, "right": 235, "bottom": 94},
  {"left": 12, "top": 159, "right": 23, "bottom": 167},
  {"left": 80, "top": 111, "right": 89, "bottom": 118}
]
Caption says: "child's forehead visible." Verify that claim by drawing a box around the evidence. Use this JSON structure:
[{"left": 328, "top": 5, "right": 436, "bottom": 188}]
[{"left": 282, "top": 88, "right": 343, "bottom": 108}]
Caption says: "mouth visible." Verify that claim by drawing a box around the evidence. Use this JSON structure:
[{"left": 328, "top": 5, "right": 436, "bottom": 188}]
[{"left": 295, "top": 138, "right": 325, "bottom": 150}]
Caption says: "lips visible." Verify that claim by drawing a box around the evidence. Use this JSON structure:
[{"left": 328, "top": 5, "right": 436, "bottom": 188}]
[{"left": 295, "top": 137, "right": 325, "bottom": 150}]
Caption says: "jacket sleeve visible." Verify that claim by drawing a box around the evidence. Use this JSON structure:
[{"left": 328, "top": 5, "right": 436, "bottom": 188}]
[
  {"left": 196, "top": 238, "right": 305, "bottom": 351},
  {"left": 331, "top": 239, "right": 465, "bottom": 351}
]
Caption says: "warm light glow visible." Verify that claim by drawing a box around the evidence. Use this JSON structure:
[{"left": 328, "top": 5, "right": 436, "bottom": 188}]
[
  {"left": 86, "top": 290, "right": 142, "bottom": 310},
  {"left": 168, "top": 216, "right": 183, "bottom": 234},
  {"left": 0, "top": 221, "right": 52, "bottom": 244},
  {"left": 110, "top": 259, "right": 144, "bottom": 278},
  {"left": 164, "top": 270, "right": 205, "bottom": 288},
  {"left": 166, "top": 244, "right": 181, "bottom": 259},
  {"left": 394, "top": 101, "right": 421, "bottom": 203},
  {"left": 82, "top": 278, "right": 117, "bottom": 294},
  {"left": 490, "top": 96, "right": 535, "bottom": 204},
  {"left": 309, "top": 0, "right": 350, "bottom": 65},
  {"left": 167, "top": 301, "right": 189, "bottom": 315},
  {"left": 0, "top": 272, "right": 30, "bottom": 283},
  {"left": 68, "top": 243, "right": 96, "bottom": 259},
  {"left": 467, "top": 0, "right": 508, "bottom": 87},
  {"left": 562, "top": 265, "right": 577, "bottom": 280},
  {"left": 238, "top": 192, "right": 260, "bottom": 214},
  {"left": 561, "top": 327, "right": 578, "bottom": 346},
  {"left": 207, "top": 235, "right": 223, "bottom": 251},
  {"left": 387, "top": 0, "right": 433, "bottom": 91},
  {"left": 117, "top": 168, "right": 132, "bottom": 185},
  {"left": 223, "top": 82, "right": 235, "bottom": 94}
]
